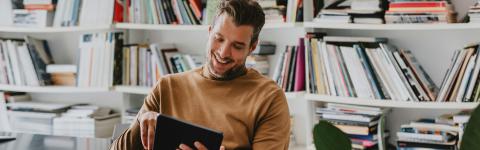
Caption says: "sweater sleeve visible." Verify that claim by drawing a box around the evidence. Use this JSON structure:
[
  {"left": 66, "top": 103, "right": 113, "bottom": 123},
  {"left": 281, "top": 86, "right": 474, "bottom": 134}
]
[
  {"left": 252, "top": 90, "right": 291, "bottom": 150},
  {"left": 110, "top": 80, "right": 162, "bottom": 150}
]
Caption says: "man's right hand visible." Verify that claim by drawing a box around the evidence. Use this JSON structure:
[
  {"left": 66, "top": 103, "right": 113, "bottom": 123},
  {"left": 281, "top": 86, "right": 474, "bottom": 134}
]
[{"left": 139, "top": 111, "right": 159, "bottom": 150}]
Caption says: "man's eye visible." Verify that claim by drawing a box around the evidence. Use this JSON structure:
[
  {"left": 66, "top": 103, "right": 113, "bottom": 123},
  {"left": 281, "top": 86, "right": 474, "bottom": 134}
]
[{"left": 216, "top": 38, "right": 224, "bottom": 42}]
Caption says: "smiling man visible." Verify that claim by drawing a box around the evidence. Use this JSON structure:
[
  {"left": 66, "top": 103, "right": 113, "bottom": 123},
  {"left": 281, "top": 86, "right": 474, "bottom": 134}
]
[{"left": 111, "top": 0, "right": 290, "bottom": 149}]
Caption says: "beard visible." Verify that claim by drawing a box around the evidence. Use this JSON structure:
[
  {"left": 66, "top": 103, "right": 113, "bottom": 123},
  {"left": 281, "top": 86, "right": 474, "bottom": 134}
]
[{"left": 205, "top": 53, "right": 247, "bottom": 81}]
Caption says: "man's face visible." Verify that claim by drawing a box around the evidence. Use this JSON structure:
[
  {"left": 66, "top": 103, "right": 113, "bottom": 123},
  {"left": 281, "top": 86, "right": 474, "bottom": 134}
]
[{"left": 206, "top": 14, "right": 258, "bottom": 79}]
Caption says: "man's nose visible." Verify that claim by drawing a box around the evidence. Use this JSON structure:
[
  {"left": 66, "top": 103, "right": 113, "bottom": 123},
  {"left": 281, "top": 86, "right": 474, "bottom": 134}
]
[{"left": 218, "top": 44, "right": 231, "bottom": 58}]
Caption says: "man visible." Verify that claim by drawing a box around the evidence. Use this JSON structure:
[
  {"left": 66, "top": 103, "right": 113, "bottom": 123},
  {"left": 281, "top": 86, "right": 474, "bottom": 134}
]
[{"left": 111, "top": 0, "right": 290, "bottom": 149}]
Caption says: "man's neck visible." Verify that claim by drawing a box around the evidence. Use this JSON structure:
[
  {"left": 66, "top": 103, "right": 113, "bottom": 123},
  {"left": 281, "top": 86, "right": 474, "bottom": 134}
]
[{"left": 202, "top": 65, "right": 247, "bottom": 81}]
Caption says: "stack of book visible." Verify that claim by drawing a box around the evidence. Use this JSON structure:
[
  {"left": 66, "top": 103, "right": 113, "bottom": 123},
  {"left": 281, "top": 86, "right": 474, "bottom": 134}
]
[
  {"left": 246, "top": 56, "right": 269, "bottom": 75},
  {"left": 53, "top": 105, "right": 120, "bottom": 138},
  {"left": 468, "top": 1, "right": 480, "bottom": 23},
  {"left": 315, "top": 103, "right": 389, "bottom": 150},
  {"left": 77, "top": 32, "right": 123, "bottom": 88},
  {"left": 116, "top": 43, "right": 203, "bottom": 87},
  {"left": 123, "top": 107, "right": 140, "bottom": 124},
  {"left": 385, "top": 0, "right": 457, "bottom": 24},
  {"left": 46, "top": 64, "right": 77, "bottom": 86},
  {"left": 12, "top": 0, "right": 55, "bottom": 27},
  {"left": 0, "top": 92, "right": 31, "bottom": 131},
  {"left": 125, "top": 0, "right": 203, "bottom": 25},
  {"left": 272, "top": 38, "right": 306, "bottom": 92},
  {"left": 0, "top": 36, "right": 55, "bottom": 86},
  {"left": 397, "top": 118, "right": 459, "bottom": 150},
  {"left": 258, "top": 0, "right": 285, "bottom": 23},
  {"left": 436, "top": 44, "right": 480, "bottom": 102},
  {"left": 7, "top": 100, "right": 70, "bottom": 135},
  {"left": 305, "top": 35, "right": 438, "bottom": 101},
  {"left": 313, "top": 0, "right": 351, "bottom": 23},
  {"left": 349, "top": 0, "right": 388, "bottom": 24}
]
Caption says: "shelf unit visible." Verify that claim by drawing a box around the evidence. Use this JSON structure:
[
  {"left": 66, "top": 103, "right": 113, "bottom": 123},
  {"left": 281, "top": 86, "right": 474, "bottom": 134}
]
[{"left": 2, "top": 0, "right": 479, "bottom": 147}]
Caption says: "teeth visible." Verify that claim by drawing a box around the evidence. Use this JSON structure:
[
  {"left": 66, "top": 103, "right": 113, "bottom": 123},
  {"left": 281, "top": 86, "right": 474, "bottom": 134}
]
[{"left": 215, "top": 54, "right": 229, "bottom": 64}]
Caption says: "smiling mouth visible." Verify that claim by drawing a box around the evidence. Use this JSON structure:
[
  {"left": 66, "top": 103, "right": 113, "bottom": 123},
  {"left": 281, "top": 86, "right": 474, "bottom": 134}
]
[{"left": 213, "top": 53, "right": 232, "bottom": 65}]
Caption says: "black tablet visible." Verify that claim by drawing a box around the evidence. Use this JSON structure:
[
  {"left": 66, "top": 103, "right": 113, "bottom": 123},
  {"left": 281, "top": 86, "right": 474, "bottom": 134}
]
[{"left": 153, "top": 114, "right": 223, "bottom": 150}]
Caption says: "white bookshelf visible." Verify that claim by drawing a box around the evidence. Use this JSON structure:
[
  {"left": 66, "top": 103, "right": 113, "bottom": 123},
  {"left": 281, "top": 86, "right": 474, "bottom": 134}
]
[
  {"left": 0, "top": 26, "right": 113, "bottom": 33},
  {"left": 304, "top": 22, "right": 480, "bottom": 30},
  {"left": 0, "top": 84, "right": 109, "bottom": 93},
  {"left": 305, "top": 94, "right": 479, "bottom": 109}
]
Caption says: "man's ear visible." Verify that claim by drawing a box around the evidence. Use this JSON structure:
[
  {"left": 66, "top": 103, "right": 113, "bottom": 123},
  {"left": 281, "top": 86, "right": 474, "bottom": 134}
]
[{"left": 248, "top": 40, "right": 259, "bottom": 55}]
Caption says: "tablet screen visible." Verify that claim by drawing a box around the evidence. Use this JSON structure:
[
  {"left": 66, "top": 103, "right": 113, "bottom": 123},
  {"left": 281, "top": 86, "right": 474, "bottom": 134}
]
[{"left": 153, "top": 114, "right": 223, "bottom": 150}]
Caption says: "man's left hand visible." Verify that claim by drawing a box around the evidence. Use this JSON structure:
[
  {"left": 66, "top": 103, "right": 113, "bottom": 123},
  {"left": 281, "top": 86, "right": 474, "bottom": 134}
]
[{"left": 177, "top": 141, "right": 225, "bottom": 150}]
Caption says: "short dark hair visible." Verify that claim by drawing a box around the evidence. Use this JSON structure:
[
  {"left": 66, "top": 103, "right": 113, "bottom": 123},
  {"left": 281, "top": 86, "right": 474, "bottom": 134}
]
[{"left": 213, "top": 0, "right": 265, "bottom": 46}]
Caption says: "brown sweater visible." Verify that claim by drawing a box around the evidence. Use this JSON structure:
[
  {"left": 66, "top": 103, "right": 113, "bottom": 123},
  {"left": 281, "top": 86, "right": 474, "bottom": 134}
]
[{"left": 111, "top": 67, "right": 291, "bottom": 150}]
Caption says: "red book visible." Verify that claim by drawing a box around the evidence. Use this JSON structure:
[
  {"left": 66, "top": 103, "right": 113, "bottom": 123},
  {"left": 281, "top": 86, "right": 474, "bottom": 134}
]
[
  {"left": 24, "top": 4, "right": 55, "bottom": 11},
  {"left": 389, "top": 1, "right": 447, "bottom": 8},
  {"left": 113, "top": 0, "right": 124, "bottom": 23},
  {"left": 294, "top": 38, "right": 305, "bottom": 91}
]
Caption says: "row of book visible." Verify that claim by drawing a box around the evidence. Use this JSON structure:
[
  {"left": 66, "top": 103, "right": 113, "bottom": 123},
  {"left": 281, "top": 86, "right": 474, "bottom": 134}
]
[
  {"left": 116, "top": 43, "right": 202, "bottom": 87},
  {"left": 314, "top": 0, "right": 460, "bottom": 24},
  {"left": 437, "top": 44, "right": 480, "bottom": 102},
  {"left": 0, "top": 37, "right": 54, "bottom": 86},
  {"left": 315, "top": 103, "right": 389, "bottom": 150},
  {"left": 304, "top": 35, "right": 437, "bottom": 101},
  {"left": 272, "top": 39, "right": 306, "bottom": 92},
  {"left": 0, "top": 0, "right": 119, "bottom": 27},
  {"left": 126, "top": 0, "right": 202, "bottom": 25}
]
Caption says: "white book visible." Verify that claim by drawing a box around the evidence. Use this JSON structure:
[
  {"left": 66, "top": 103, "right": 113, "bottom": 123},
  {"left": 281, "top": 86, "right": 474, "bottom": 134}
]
[
  {"left": 365, "top": 48, "right": 398, "bottom": 100},
  {"left": 320, "top": 41, "right": 335, "bottom": 96},
  {"left": 272, "top": 49, "right": 285, "bottom": 81},
  {"left": 102, "top": 0, "right": 115, "bottom": 26},
  {"left": 6, "top": 40, "right": 24, "bottom": 86},
  {"left": 464, "top": 49, "right": 480, "bottom": 101},
  {"left": 322, "top": 113, "right": 374, "bottom": 122},
  {"left": 408, "top": 122, "right": 459, "bottom": 132},
  {"left": 53, "top": 0, "right": 66, "bottom": 27},
  {"left": 393, "top": 51, "right": 429, "bottom": 101},
  {"left": 17, "top": 43, "right": 39, "bottom": 86},
  {"left": 46, "top": 64, "right": 77, "bottom": 73},
  {"left": 456, "top": 54, "right": 477, "bottom": 102},
  {"left": 0, "top": 41, "right": 9, "bottom": 84},
  {"left": 24, "top": 0, "right": 52, "bottom": 4},
  {"left": 78, "top": 0, "right": 91, "bottom": 26},
  {"left": 327, "top": 103, "right": 383, "bottom": 112},
  {"left": 340, "top": 46, "right": 375, "bottom": 98},
  {"left": 397, "top": 132, "right": 445, "bottom": 142},
  {"left": 377, "top": 46, "right": 413, "bottom": 101},
  {"left": 62, "top": 0, "right": 73, "bottom": 26},
  {"left": 1, "top": 41, "right": 14, "bottom": 85}
]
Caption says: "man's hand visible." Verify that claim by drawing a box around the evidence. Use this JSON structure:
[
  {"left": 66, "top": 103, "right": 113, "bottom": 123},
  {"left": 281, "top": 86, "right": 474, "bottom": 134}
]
[
  {"left": 177, "top": 141, "right": 225, "bottom": 150},
  {"left": 139, "top": 111, "right": 159, "bottom": 150}
]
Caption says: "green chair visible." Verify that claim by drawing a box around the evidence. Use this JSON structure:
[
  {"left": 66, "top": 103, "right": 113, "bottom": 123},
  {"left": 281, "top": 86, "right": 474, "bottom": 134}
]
[
  {"left": 313, "top": 120, "right": 351, "bottom": 150},
  {"left": 460, "top": 104, "right": 480, "bottom": 150}
]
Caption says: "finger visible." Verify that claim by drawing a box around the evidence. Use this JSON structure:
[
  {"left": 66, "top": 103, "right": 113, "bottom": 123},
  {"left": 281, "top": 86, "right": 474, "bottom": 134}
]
[
  {"left": 179, "top": 144, "right": 193, "bottom": 150},
  {"left": 140, "top": 120, "right": 148, "bottom": 149},
  {"left": 147, "top": 122, "right": 156, "bottom": 150},
  {"left": 194, "top": 141, "right": 208, "bottom": 150},
  {"left": 220, "top": 146, "right": 225, "bottom": 150}
]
